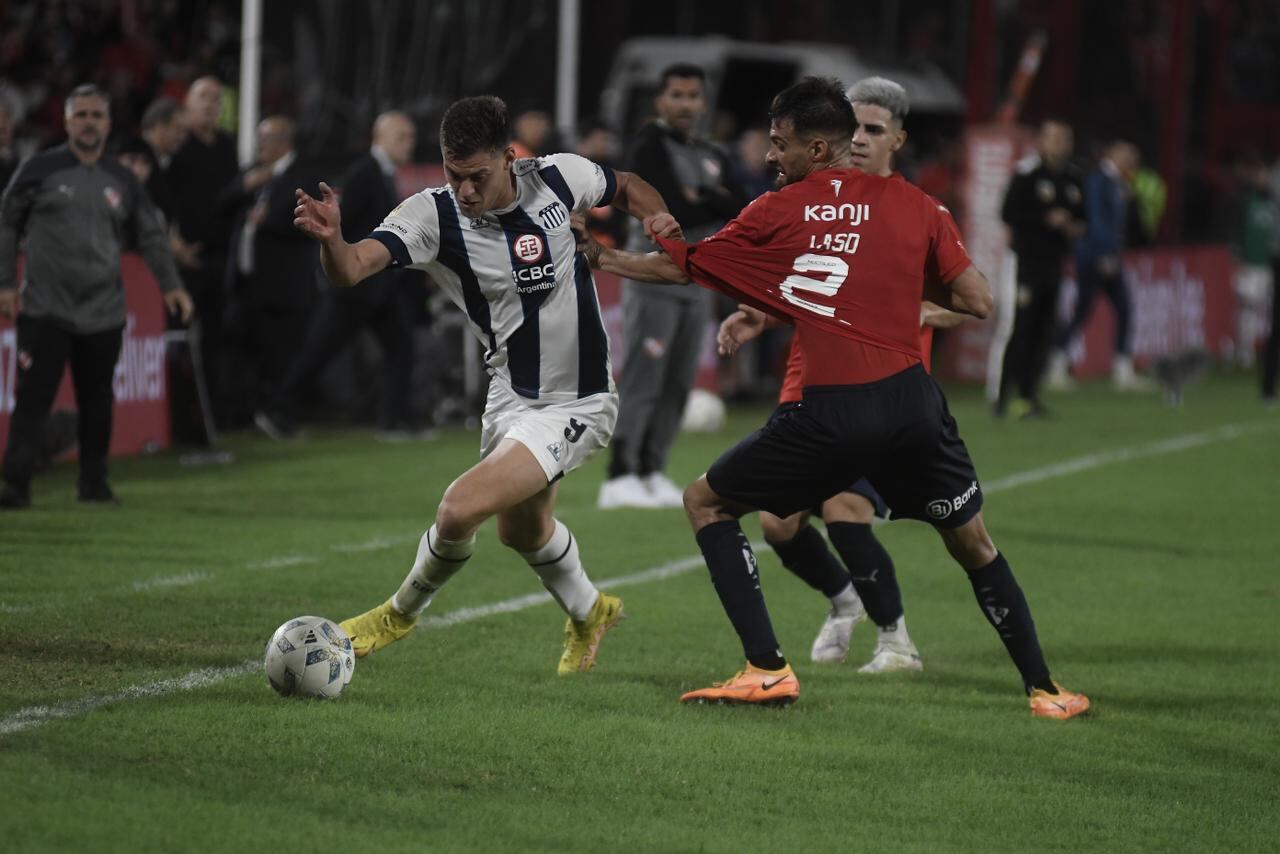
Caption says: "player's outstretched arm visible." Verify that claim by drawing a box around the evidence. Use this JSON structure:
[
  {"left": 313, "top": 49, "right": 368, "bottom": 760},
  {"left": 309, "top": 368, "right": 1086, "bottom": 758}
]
[
  {"left": 924, "top": 264, "right": 992, "bottom": 320},
  {"left": 610, "top": 170, "right": 683, "bottom": 241},
  {"left": 294, "top": 182, "right": 391, "bottom": 287},
  {"left": 718, "top": 305, "right": 786, "bottom": 356},
  {"left": 573, "top": 211, "right": 687, "bottom": 284},
  {"left": 919, "top": 301, "right": 967, "bottom": 329},
  {"left": 588, "top": 244, "right": 688, "bottom": 285}
]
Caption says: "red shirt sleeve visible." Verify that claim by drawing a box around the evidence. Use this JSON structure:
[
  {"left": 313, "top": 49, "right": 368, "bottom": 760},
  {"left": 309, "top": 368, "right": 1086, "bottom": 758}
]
[{"left": 927, "top": 202, "right": 971, "bottom": 284}]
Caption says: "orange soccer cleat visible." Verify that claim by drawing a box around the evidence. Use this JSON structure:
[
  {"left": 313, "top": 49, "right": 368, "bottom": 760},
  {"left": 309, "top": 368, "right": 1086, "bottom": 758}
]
[
  {"left": 680, "top": 663, "right": 800, "bottom": 706},
  {"left": 1028, "top": 682, "right": 1091, "bottom": 720}
]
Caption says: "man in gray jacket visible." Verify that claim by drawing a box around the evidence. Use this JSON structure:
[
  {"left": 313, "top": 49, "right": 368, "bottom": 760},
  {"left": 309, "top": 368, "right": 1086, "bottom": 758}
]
[
  {"left": 0, "top": 84, "right": 193, "bottom": 509},
  {"left": 598, "top": 64, "right": 747, "bottom": 509}
]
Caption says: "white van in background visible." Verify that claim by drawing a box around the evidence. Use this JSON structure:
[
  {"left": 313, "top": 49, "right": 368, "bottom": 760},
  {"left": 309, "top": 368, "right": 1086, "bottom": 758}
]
[{"left": 598, "top": 36, "right": 966, "bottom": 141}]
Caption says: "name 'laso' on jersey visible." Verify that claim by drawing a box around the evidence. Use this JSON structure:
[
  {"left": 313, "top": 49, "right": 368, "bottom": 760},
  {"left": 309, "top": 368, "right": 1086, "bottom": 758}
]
[{"left": 369, "top": 153, "right": 618, "bottom": 404}]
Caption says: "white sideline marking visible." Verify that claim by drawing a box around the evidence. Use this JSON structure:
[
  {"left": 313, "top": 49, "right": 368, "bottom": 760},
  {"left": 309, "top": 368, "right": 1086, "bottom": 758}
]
[
  {"left": 982, "top": 422, "right": 1269, "bottom": 493},
  {"left": 331, "top": 534, "right": 418, "bottom": 553},
  {"left": 247, "top": 555, "right": 317, "bottom": 570},
  {"left": 2, "top": 420, "right": 1271, "bottom": 737},
  {"left": 131, "top": 572, "right": 210, "bottom": 592},
  {"left": 0, "top": 662, "right": 259, "bottom": 736}
]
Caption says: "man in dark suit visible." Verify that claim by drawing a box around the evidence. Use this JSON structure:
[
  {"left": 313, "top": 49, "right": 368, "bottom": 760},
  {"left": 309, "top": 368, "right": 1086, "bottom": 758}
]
[
  {"left": 223, "top": 115, "right": 320, "bottom": 410},
  {"left": 169, "top": 76, "right": 239, "bottom": 423},
  {"left": 254, "top": 111, "right": 425, "bottom": 439}
]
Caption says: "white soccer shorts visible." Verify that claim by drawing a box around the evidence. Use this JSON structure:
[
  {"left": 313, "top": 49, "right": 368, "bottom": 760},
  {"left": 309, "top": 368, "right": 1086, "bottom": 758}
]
[{"left": 479, "top": 380, "right": 619, "bottom": 482}]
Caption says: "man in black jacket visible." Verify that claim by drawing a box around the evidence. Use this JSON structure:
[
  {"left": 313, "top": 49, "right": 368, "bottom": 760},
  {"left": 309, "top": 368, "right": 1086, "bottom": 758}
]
[
  {"left": 995, "top": 119, "right": 1084, "bottom": 418},
  {"left": 169, "top": 77, "right": 239, "bottom": 423},
  {"left": 598, "top": 63, "right": 747, "bottom": 509},
  {"left": 0, "top": 85, "right": 193, "bottom": 508},
  {"left": 254, "top": 111, "right": 424, "bottom": 439},
  {"left": 224, "top": 115, "right": 320, "bottom": 411}
]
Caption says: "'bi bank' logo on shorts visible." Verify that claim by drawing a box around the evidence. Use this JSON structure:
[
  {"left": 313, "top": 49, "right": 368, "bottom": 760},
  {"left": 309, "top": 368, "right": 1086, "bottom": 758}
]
[{"left": 926, "top": 481, "right": 979, "bottom": 521}]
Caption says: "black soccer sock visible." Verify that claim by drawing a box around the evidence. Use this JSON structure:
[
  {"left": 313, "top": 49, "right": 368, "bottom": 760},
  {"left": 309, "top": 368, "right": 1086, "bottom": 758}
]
[
  {"left": 768, "top": 523, "right": 851, "bottom": 598},
  {"left": 826, "top": 522, "right": 904, "bottom": 627},
  {"left": 967, "top": 553, "right": 1054, "bottom": 694},
  {"left": 696, "top": 520, "right": 787, "bottom": 671}
]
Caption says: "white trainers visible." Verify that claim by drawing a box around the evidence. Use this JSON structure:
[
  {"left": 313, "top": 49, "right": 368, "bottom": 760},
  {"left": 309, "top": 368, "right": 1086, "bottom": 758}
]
[
  {"left": 642, "top": 472, "right": 685, "bottom": 508},
  {"left": 1045, "top": 351, "right": 1075, "bottom": 391},
  {"left": 810, "top": 607, "right": 867, "bottom": 663},
  {"left": 1112, "top": 355, "right": 1155, "bottom": 392},
  {"left": 858, "top": 639, "right": 924, "bottom": 673},
  {"left": 598, "top": 474, "right": 663, "bottom": 509}
]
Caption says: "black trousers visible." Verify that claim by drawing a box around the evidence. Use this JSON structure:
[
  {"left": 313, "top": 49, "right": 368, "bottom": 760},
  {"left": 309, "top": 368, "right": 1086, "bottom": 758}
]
[
  {"left": 999, "top": 261, "right": 1062, "bottom": 405},
  {"left": 179, "top": 255, "right": 229, "bottom": 423},
  {"left": 1056, "top": 257, "right": 1133, "bottom": 356},
  {"left": 2, "top": 315, "right": 123, "bottom": 489},
  {"left": 1262, "top": 255, "right": 1280, "bottom": 399},
  {"left": 272, "top": 281, "right": 415, "bottom": 428}
]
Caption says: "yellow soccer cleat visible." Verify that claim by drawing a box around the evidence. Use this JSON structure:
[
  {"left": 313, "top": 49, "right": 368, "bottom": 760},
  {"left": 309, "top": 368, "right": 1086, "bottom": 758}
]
[
  {"left": 680, "top": 663, "right": 800, "bottom": 707},
  {"left": 1029, "top": 681, "right": 1091, "bottom": 720},
  {"left": 558, "top": 592, "right": 625, "bottom": 675},
  {"left": 339, "top": 599, "right": 417, "bottom": 659}
]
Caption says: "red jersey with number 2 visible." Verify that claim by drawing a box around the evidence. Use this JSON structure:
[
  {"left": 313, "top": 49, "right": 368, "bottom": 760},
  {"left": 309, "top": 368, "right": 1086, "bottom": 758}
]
[{"left": 658, "top": 168, "right": 971, "bottom": 387}]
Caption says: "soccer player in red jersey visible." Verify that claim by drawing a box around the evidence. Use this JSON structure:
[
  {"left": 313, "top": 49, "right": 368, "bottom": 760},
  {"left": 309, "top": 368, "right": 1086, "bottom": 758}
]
[
  {"left": 583, "top": 77, "right": 1088, "bottom": 718},
  {"left": 716, "top": 77, "right": 965, "bottom": 674}
]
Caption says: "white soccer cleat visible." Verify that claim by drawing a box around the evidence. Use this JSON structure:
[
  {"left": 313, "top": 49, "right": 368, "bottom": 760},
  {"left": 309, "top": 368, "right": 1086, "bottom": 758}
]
[
  {"left": 597, "top": 474, "right": 663, "bottom": 509},
  {"left": 642, "top": 472, "right": 686, "bottom": 508},
  {"left": 810, "top": 608, "right": 866, "bottom": 663},
  {"left": 858, "top": 639, "right": 924, "bottom": 673}
]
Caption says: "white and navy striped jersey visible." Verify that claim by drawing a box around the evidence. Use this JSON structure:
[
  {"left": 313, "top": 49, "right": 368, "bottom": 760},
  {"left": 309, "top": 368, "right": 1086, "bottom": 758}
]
[{"left": 369, "top": 153, "right": 618, "bottom": 404}]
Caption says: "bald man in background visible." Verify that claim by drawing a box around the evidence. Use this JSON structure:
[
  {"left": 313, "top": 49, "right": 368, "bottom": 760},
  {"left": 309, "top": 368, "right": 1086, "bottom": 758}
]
[
  {"left": 254, "top": 111, "right": 427, "bottom": 440},
  {"left": 169, "top": 76, "right": 239, "bottom": 426}
]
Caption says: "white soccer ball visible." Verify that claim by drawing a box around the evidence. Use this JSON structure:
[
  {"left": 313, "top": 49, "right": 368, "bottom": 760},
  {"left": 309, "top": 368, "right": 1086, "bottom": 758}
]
[
  {"left": 681, "top": 388, "right": 727, "bottom": 432},
  {"left": 264, "top": 615, "right": 355, "bottom": 699}
]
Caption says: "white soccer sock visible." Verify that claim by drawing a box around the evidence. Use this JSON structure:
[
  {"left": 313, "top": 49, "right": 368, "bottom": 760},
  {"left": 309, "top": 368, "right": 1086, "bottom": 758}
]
[
  {"left": 521, "top": 520, "right": 598, "bottom": 621},
  {"left": 829, "top": 582, "right": 865, "bottom": 618},
  {"left": 877, "top": 615, "right": 914, "bottom": 648},
  {"left": 392, "top": 525, "right": 475, "bottom": 616}
]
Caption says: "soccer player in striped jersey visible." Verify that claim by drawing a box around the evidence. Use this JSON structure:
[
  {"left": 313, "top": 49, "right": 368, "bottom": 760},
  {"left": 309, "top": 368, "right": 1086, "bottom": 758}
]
[{"left": 292, "top": 95, "right": 681, "bottom": 674}]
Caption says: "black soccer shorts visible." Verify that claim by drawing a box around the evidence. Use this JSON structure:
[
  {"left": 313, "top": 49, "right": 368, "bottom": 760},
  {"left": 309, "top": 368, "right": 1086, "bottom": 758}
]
[{"left": 707, "top": 364, "right": 983, "bottom": 528}]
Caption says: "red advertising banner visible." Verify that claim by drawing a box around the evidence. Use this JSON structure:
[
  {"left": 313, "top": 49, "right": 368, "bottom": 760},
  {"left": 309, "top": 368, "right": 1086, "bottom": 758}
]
[
  {"left": 941, "top": 246, "right": 1238, "bottom": 382},
  {"left": 0, "top": 254, "right": 171, "bottom": 456}
]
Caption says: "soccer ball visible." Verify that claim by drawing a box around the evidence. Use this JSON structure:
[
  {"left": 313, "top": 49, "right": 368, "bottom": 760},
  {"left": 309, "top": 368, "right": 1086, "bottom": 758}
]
[
  {"left": 681, "top": 388, "right": 726, "bottom": 432},
  {"left": 264, "top": 616, "right": 355, "bottom": 699}
]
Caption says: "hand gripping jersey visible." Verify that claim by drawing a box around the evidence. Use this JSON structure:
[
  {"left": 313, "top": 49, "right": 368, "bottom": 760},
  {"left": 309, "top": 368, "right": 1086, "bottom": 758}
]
[
  {"left": 658, "top": 168, "right": 971, "bottom": 387},
  {"left": 370, "top": 153, "right": 618, "bottom": 404}
]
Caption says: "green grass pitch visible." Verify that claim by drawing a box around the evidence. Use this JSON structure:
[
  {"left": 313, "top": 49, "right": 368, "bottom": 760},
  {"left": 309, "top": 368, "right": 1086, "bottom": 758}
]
[{"left": 1, "top": 373, "right": 1277, "bottom": 853}]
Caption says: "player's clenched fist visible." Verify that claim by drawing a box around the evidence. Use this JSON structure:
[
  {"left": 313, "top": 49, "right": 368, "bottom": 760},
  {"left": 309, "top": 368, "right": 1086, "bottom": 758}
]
[
  {"left": 294, "top": 181, "right": 341, "bottom": 243},
  {"left": 643, "top": 212, "right": 683, "bottom": 242}
]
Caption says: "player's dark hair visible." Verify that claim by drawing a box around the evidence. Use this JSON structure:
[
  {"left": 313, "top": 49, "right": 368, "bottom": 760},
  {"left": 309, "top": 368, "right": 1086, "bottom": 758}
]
[
  {"left": 64, "top": 83, "right": 109, "bottom": 115},
  {"left": 141, "top": 98, "right": 181, "bottom": 131},
  {"left": 769, "top": 76, "right": 853, "bottom": 140},
  {"left": 659, "top": 63, "right": 705, "bottom": 92},
  {"left": 439, "top": 95, "right": 511, "bottom": 159}
]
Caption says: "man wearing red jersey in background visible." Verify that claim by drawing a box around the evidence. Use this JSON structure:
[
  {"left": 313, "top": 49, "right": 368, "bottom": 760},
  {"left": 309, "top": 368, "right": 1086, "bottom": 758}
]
[
  {"left": 716, "top": 77, "right": 965, "bottom": 676},
  {"left": 583, "top": 77, "right": 1088, "bottom": 719}
]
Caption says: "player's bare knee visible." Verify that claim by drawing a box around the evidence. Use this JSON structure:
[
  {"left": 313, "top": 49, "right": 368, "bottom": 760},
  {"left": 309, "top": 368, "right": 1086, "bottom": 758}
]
[
  {"left": 435, "top": 490, "right": 482, "bottom": 541},
  {"left": 823, "top": 493, "right": 875, "bottom": 525},
  {"left": 938, "top": 514, "right": 997, "bottom": 571},
  {"left": 761, "top": 512, "right": 800, "bottom": 545},
  {"left": 496, "top": 513, "right": 552, "bottom": 552}
]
